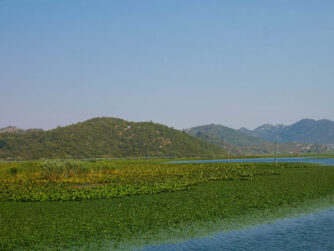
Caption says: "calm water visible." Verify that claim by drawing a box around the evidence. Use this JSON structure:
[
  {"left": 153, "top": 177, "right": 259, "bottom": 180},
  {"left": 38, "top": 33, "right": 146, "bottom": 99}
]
[
  {"left": 142, "top": 208, "right": 334, "bottom": 251},
  {"left": 169, "top": 156, "right": 334, "bottom": 165},
  {"left": 141, "top": 157, "right": 334, "bottom": 250}
]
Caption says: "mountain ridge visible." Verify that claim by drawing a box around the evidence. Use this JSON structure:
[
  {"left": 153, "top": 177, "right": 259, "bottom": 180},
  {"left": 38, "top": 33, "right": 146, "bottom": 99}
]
[
  {"left": 186, "top": 123, "right": 276, "bottom": 155},
  {"left": 239, "top": 118, "right": 334, "bottom": 144},
  {"left": 186, "top": 122, "right": 334, "bottom": 155}
]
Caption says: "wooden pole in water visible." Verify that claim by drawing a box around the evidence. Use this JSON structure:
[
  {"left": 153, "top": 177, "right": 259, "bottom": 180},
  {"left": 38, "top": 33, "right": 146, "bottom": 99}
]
[{"left": 274, "top": 142, "right": 277, "bottom": 166}]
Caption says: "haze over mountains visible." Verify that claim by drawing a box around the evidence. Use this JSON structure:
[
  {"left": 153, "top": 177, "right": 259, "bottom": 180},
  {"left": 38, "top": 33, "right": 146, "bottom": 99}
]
[
  {"left": 185, "top": 124, "right": 272, "bottom": 155},
  {"left": 239, "top": 119, "right": 334, "bottom": 144},
  {"left": 186, "top": 119, "right": 334, "bottom": 155}
]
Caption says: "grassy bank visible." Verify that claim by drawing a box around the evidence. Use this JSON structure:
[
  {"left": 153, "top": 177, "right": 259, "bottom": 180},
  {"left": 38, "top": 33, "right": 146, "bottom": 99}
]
[{"left": 1, "top": 160, "right": 334, "bottom": 250}]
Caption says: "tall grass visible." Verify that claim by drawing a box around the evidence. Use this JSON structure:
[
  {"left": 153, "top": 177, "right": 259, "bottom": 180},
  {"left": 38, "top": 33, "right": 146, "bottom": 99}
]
[{"left": 5, "top": 160, "right": 116, "bottom": 181}]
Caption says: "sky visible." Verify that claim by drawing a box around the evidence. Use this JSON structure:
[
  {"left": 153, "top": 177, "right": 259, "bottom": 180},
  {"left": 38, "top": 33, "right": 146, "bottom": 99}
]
[{"left": 1, "top": 0, "right": 334, "bottom": 130}]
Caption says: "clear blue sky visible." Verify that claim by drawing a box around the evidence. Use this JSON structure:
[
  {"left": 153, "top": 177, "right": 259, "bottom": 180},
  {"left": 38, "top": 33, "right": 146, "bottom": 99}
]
[{"left": 1, "top": 0, "right": 334, "bottom": 130}]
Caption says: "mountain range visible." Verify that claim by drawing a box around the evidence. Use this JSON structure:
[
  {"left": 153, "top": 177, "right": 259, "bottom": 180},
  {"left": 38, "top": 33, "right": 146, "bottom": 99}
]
[
  {"left": 239, "top": 119, "right": 334, "bottom": 144},
  {"left": 186, "top": 119, "right": 334, "bottom": 155},
  {"left": 1, "top": 117, "right": 333, "bottom": 160},
  {"left": 185, "top": 123, "right": 330, "bottom": 155},
  {"left": 185, "top": 124, "right": 272, "bottom": 155}
]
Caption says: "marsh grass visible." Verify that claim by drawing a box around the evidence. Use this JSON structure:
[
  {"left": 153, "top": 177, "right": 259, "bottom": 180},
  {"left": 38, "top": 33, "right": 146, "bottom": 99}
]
[
  {"left": 4, "top": 160, "right": 116, "bottom": 180},
  {"left": 1, "top": 163, "right": 334, "bottom": 250},
  {"left": 0, "top": 160, "right": 281, "bottom": 201}
]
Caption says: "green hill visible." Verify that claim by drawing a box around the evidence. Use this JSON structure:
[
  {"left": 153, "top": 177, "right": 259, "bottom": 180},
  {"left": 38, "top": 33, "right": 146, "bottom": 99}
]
[{"left": 0, "top": 117, "right": 225, "bottom": 160}]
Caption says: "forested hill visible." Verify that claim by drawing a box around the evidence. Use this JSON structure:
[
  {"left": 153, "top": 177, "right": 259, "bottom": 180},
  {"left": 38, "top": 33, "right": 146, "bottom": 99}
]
[{"left": 0, "top": 117, "right": 225, "bottom": 160}]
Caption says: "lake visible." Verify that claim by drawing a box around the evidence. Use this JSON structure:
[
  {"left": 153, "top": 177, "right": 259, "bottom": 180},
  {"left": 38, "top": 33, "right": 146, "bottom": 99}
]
[
  {"left": 169, "top": 156, "right": 334, "bottom": 166},
  {"left": 142, "top": 208, "right": 334, "bottom": 251},
  {"left": 141, "top": 157, "right": 334, "bottom": 250}
]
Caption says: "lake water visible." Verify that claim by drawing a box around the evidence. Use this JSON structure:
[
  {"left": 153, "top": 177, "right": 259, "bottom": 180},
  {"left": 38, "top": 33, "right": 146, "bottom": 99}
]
[
  {"left": 141, "top": 157, "right": 334, "bottom": 250},
  {"left": 169, "top": 156, "right": 334, "bottom": 166},
  {"left": 142, "top": 208, "right": 334, "bottom": 251}
]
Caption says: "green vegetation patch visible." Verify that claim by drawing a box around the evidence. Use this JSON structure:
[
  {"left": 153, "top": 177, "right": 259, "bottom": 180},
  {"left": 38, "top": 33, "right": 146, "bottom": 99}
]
[
  {"left": 1, "top": 162, "right": 334, "bottom": 250},
  {"left": 0, "top": 160, "right": 279, "bottom": 201}
]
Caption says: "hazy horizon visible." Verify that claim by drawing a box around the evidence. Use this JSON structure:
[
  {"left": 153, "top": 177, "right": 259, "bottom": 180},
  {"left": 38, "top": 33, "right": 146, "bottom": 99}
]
[{"left": 1, "top": 1, "right": 334, "bottom": 130}]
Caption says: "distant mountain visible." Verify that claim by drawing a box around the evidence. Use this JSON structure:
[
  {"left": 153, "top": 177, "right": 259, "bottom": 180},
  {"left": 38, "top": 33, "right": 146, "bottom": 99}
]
[
  {"left": 0, "top": 126, "right": 24, "bottom": 133},
  {"left": 238, "top": 127, "right": 253, "bottom": 135},
  {"left": 186, "top": 124, "right": 275, "bottom": 155},
  {"left": 0, "top": 126, "right": 43, "bottom": 134},
  {"left": 239, "top": 119, "right": 334, "bottom": 144},
  {"left": 0, "top": 117, "right": 225, "bottom": 160},
  {"left": 186, "top": 123, "right": 334, "bottom": 155}
]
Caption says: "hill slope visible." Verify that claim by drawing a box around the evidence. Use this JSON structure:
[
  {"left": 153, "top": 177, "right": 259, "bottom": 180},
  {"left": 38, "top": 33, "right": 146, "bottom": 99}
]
[
  {"left": 0, "top": 117, "right": 225, "bottom": 159},
  {"left": 239, "top": 119, "right": 334, "bottom": 144}
]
